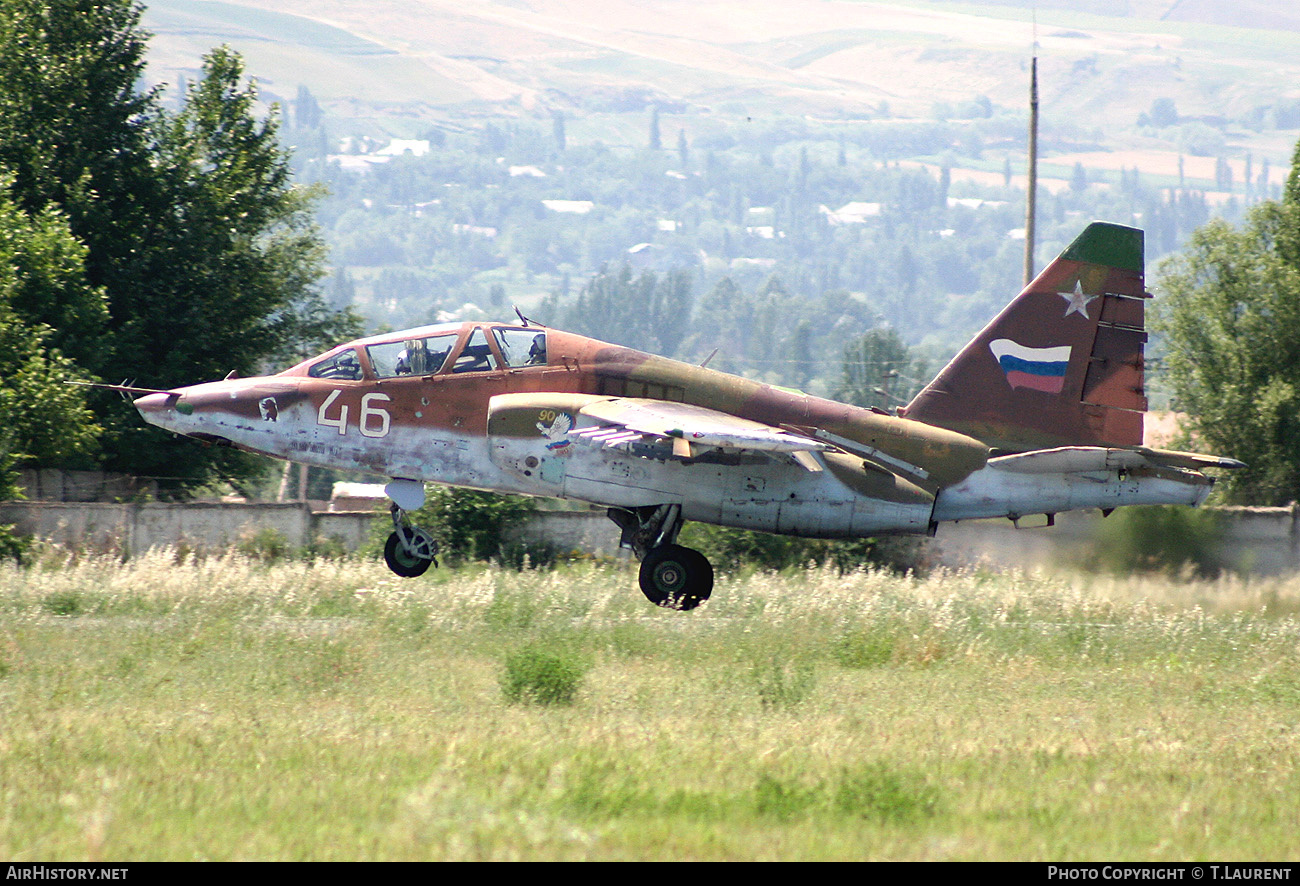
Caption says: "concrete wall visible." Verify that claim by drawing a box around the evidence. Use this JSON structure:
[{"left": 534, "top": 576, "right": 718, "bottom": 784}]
[
  {"left": 515, "top": 509, "right": 624, "bottom": 557},
  {"left": 3, "top": 498, "right": 1299, "bottom": 575},
  {"left": 930, "top": 507, "right": 1300, "bottom": 575},
  {"left": 0, "top": 500, "right": 376, "bottom": 555},
  {"left": 16, "top": 469, "right": 155, "bottom": 503}
]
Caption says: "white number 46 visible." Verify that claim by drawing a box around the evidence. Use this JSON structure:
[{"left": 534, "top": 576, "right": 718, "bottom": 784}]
[{"left": 318, "top": 390, "right": 391, "bottom": 438}]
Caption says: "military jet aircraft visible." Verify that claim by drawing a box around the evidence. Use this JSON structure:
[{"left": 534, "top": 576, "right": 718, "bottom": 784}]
[{"left": 124, "top": 222, "right": 1240, "bottom": 609}]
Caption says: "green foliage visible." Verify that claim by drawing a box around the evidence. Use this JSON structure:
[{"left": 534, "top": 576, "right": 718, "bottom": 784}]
[
  {"left": 542, "top": 264, "right": 694, "bottom": 357},
  {"left": 235, "top": 527, "right": 295, "bottom": 564},
  {"left": 836, "top": 326, "right": 927, "bottom": 411},
  {"left": 833, "top": 625, "right": 898, "bottom": 669},
  {"left": 381, "top": 487, "right": 539, "bottom": 567},
  {"left": 752, "top": 764, "right": 939, "bottom": 823},
  {"left": 500, "top": 643, "right": 587, "bottom": 706},
  {"left": 832, "top": 763, "right": 940, "bottom": 823},
  {"left": 750, "top": 654, "right": 816, "bottom": 709},
  {"left": 40, "top": 590, "right": 84, "bottom": 617},
  {"left": 753, "top": 772, "right": 819, "bottom": 820},
  {"left": 1155, "top": 140, "right": 1300, "bottom": 505},
  {"left": 1088, "top": 505, "right": 1225, "bottom": 577},
  {"left": 0, "top": 178, "right": 107, "bottom": 367},
  {"left": 0, "top": 179, "right": 100, "bottom": 501},
  {"left": 678, "top": 522, "right": 929, "bottom": 575},
  {"left": 0, "top": 524, "right": 28, "bottom": 563},
  {"left": 0, "top": 314, "right": 99, "bottom": 463},
  {"left": 0, "top": 2, "right": 359, "bottom": 492}
]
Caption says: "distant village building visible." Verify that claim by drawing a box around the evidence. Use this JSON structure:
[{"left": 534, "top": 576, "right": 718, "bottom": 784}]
[
  {"left": 330, "top": 482, "right": 387, "bottom": 512},
  {"left": 376, "top": 139, "right": 431, "bottom": 158},
  {"left": 819, "top": 201, "right": 882, "bottom": 225},
  {"left": 542, "top": 199, "right": 595, "bottom": 214},
  {"left": 730, "top": 257, "right": 777, "bottom": 270},
  {"left": 328, "top": 138, "right": 432, "bottom": 172},
  {"left": 946, "top": 197, "right": 1007, "bottom": 210},
  {"left": 452, "top": 223, "right": 498, "bottom": 238}
]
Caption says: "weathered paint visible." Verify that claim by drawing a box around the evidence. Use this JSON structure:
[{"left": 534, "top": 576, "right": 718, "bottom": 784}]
[
  {"left": 131, "top": 222, "right": 1231, "bottom": 543},
  {"left": 901, "top": 223, "right": 1148, "bottom": 452}
]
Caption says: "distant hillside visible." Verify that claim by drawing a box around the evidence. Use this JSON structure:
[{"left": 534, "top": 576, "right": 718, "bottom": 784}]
[{"left": 143, "top": 1, "right": 1299, "bottom": 119}]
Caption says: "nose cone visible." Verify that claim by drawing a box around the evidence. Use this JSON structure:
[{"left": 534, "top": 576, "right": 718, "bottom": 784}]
[{"left": 133, "top": 392, "right": 181, "bottom": 429}]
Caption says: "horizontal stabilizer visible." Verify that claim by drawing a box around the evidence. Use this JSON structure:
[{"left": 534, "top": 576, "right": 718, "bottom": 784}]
[
  {"left": 1138, "top": 447, "right": 1245, "bottom": 471},
  {"left": 989, "top": 446, "right": 1243, "bottom": 475}
]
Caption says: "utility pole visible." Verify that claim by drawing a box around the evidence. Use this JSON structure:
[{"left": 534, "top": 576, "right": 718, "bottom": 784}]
[{"left": 1024, "top": 53, "right": 1039, "bottom": 287}]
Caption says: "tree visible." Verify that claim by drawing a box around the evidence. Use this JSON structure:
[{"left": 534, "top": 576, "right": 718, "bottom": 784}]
[
  {"left": 1156, "top": 137, "right": 1300, "bottom": 504},
  {"left": 648, "top": 106, "right": 661, "bottom": 152},
  {"left": 544, "top": 264, "right": 693, "bottom": 358},
  {"left": 0, "top": 174, "right": 108, "bottom": 368},
  {"left": 551, "top": 110, "right": 566, "bottom": 154},
  {"left": 0, "top": 2, "right": 358, "bottom": 492},
  {"left": 0, "top": 0, "right": 151, "bottom": 374},
  {"left": 0, "top": 180, "right": 100, "bottom": 504},
  {"left": 836, "top": 327, "right": 924, "bottom": 412},
  {"left": 293, "top": 85, "right": 323, "bottom": 130}
]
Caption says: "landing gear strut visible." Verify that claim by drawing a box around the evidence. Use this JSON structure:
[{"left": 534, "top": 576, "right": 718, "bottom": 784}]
[
  {"left": 382, "top": 480, "right": 438, "bottom": 578},
  {"left": 608, "top": 504, "right": 714, "bottom": 610}
]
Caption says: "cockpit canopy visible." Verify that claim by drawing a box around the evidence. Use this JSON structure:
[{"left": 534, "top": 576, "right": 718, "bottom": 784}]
[{"left": 297, "top": 323, "right": 547, "bottom": 382}]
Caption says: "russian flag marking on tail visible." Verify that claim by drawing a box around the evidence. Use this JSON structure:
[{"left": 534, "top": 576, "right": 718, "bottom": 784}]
[{"left": 989, "top": 339, "right": 1071, "bottom": 394}]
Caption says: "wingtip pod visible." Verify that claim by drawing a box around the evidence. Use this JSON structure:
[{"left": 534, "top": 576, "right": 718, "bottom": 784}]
[{"left": 902, "top": 221, "right": 1149, "bottom": 453}]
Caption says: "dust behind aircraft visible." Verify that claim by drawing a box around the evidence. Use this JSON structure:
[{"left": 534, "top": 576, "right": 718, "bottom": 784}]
[{"left": 123, "top": 223, "right": 1240, "bottom": 609}]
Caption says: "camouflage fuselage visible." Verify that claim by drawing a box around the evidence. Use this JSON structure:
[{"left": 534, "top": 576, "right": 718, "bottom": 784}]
[
  {"left": 135, "top": 324, "right": 990, "bottom": 537},
  {"left": 134, "top": 319, "right": 1214, "bottom": 539}
]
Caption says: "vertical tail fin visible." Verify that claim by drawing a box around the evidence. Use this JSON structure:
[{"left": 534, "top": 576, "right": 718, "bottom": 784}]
[{"left": 899, "top": 222, "right": 1148, "bottom": 453}]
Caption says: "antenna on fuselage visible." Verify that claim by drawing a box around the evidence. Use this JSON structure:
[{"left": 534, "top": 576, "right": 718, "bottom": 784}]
[{"left": 513, "top": 305, "right": 532, "bottom": 327}]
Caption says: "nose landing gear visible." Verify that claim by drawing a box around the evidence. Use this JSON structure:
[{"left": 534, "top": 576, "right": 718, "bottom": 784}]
[{"left": 382, "top": 479, "right": 438, "bottom": 578}]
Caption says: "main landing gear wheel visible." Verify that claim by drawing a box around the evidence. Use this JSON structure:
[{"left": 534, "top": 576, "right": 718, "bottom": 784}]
[
  {"left": 384, "top": 529, "right": 437, "bottom": 578},
  {"left": 639, "top": 544, "right": 713, "bottom": 611}
]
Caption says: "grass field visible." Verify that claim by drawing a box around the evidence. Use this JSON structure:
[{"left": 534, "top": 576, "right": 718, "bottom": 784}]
[{"left": 2, "top": 551, "right": 1299, "bottom": 860}]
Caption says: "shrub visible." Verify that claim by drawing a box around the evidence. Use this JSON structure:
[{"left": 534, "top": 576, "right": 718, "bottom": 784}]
[
  {"left": 833, "top": 763, "right": 940, "bottom": 822},
  {"left": 833, "top": 626, "right": 897, "bottom": 669},
  {"left": 1089, "top": 505, "right": 1224, "bottom": 576},
  {"left": 371, "top": 487, "right": 538, "bottom": 567},
  {"left": 753, "top": 772, "right": 818, "bottom": 820},
  {"left": 236, "top": 527, "right": 294, "bottom": 563},
  {"left": 41, "top": 591, "right": 84, "bottom": 617},
  {"left": 500, "top": 644, "right": 587, "bottom": 706},
  {"left": 751, "top": 654, "right": 816, "bottom": 709},
  {"left": 0, "top": 524, "right": 29, "bottom": 564},
  {"left": 678, "top": 523, "right": 930, "bottom": 575}
]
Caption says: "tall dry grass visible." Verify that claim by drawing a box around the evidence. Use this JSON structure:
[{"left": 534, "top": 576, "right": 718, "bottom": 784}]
[{"left": 2, "top": 551, "right": 1299, "bottom": 859}]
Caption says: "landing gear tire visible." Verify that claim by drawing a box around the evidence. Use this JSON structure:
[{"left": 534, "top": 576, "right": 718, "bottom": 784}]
[
  {"left": 639, "top": 544, "right": 713, "bottom": 610},
  {"left": 384, "top": 530, "right": 435, "bottom": 578}
]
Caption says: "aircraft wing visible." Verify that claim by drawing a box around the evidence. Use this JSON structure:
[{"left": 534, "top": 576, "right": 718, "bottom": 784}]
[{"left": 575, "top": 397, "right": 828, "bottom": 469}]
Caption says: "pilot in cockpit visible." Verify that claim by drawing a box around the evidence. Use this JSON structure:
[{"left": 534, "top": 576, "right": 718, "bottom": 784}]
[{"left": 527, "top": 333, "right": 547, "bottom": 365}]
